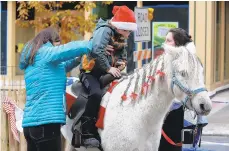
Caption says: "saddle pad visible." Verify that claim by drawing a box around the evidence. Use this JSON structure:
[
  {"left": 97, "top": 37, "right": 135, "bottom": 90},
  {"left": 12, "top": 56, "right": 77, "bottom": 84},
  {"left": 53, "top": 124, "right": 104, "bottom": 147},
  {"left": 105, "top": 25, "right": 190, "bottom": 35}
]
[
  {"left": 66, "top": 77, "right": 79, "bottom": 114},
  {"left": 96, "top": 81, "right": 119, "bottom": 129}
]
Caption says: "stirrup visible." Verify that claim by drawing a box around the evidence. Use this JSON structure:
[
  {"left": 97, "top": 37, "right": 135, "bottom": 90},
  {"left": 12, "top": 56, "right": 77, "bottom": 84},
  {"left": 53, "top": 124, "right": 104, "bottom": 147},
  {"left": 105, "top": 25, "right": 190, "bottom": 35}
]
[
  {"left": 80, "top": 116, "right": 97, "bottom": 123},
  {"left": 80, "top": 116, "right": 97, "bottom": 133}
]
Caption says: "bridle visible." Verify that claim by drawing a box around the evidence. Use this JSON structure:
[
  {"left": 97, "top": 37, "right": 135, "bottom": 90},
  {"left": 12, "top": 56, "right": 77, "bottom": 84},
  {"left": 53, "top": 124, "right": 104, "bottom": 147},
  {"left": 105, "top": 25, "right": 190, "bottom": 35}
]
[{"left": 170, "top": 70, "right": 207, "bottom": 109}]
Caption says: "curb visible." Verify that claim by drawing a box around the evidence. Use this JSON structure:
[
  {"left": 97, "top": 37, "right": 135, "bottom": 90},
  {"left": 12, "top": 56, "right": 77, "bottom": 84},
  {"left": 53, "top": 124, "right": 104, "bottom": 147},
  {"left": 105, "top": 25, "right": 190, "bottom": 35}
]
[{"left": 208, "top": 85, "right": 229, "bottom": 99}]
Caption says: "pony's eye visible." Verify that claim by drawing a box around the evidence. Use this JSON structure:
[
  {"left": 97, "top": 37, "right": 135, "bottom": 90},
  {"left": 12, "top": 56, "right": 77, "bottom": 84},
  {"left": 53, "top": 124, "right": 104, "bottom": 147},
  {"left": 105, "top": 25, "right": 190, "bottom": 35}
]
[{"left": 180, "top": 70, "right": 187, "bottom": 77}]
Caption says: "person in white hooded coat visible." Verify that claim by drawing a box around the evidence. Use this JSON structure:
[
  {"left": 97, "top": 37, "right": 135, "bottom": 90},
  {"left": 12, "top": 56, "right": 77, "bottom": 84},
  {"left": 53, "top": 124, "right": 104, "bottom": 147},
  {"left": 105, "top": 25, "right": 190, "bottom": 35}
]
[{"left": 159, "top": 28, "right": 208, "bottom": 151}]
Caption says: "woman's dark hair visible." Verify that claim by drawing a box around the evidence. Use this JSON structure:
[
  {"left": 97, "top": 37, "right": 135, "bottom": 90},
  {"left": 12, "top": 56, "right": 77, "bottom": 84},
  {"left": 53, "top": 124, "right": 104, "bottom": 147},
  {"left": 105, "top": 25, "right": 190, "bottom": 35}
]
[
  {"left": 24, "top": 27, "right": 60, "bottom": 65},
  {"left": 168, "top": 28, "right": 192, "bottom": 47}
]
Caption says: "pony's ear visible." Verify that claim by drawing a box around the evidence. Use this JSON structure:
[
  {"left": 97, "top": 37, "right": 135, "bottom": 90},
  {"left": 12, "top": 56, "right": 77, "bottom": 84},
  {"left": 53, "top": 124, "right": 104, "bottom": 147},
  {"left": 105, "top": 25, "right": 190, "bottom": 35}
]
[{"left": 185, "top": 42, "right": 196, "bottom": 54}]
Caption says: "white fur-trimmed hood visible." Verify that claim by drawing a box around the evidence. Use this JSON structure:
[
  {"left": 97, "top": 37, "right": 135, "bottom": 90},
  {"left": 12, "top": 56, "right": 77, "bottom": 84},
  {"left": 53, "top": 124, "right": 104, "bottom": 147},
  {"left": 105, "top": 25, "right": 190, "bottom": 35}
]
[{"left": 163, "top": 42, "right": 196, "bottom": 55}]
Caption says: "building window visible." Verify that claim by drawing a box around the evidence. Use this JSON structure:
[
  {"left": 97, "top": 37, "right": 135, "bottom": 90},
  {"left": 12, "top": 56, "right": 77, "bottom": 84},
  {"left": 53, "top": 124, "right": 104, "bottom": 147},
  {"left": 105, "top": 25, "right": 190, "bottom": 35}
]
[
  {"left": 225, "top": 2, "right": 229, "bottom": 79},
  {"left": 15, "top": 27, "right": 35, "bottom": 75},
  {"left": 1, "top": 2, "right": 7, "bottom": 75}
]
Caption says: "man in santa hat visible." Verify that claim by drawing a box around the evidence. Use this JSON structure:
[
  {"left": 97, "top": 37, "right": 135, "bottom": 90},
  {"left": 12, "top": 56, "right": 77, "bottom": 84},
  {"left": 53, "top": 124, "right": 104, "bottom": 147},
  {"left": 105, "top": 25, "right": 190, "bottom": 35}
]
[{"left": 78, "top": 5, "right": 137, "bottom": 147}]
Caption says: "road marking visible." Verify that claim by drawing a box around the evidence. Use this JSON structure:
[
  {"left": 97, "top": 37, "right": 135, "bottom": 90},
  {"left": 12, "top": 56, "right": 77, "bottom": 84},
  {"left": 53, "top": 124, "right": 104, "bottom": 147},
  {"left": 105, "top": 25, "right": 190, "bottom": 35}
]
[{"left": 202, "top": 141, "right": 229, "bottom": 146}]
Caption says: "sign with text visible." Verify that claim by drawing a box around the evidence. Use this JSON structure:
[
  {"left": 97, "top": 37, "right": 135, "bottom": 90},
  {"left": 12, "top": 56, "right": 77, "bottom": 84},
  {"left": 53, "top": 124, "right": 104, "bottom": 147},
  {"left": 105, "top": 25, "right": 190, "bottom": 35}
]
[
  {"left": 152, "top": 22, "right": 178, "bottom": 48},
  {"left": 152, "top": 22, "right": 179, "bottom": 59},
  {"left": 134, "top": 8, "right": 151, "bottom": 42}
]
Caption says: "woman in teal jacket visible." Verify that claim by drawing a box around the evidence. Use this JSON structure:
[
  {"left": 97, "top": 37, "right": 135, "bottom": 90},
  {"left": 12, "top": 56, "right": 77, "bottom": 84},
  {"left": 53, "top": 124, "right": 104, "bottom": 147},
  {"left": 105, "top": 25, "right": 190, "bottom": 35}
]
[{"left": 19, "top": 27, "right": 92, "bottom": 151}]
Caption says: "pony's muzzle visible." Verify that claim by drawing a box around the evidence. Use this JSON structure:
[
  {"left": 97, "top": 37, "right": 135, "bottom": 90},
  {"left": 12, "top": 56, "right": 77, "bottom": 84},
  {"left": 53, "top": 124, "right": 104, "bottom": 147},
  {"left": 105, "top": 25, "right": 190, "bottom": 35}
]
[
  {"left": 199, "top": 103, "right": 211, "bottom": 115},
  {"left": 197, "top": 96, "right": 212, "bottom": 115}
]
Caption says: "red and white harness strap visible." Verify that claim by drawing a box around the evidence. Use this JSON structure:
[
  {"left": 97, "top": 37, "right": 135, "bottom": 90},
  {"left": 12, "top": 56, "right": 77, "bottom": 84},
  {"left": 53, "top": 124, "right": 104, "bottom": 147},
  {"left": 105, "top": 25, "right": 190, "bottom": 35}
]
[{"left": 96, "top": 81, "right": 119, "bottom": 129}]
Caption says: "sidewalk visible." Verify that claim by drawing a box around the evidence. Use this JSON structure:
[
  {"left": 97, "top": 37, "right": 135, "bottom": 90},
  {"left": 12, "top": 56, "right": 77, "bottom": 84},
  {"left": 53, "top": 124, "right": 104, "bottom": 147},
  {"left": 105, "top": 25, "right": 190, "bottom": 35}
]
[{"left": 203, "top": 90, "right": 229, "bottom": 136}]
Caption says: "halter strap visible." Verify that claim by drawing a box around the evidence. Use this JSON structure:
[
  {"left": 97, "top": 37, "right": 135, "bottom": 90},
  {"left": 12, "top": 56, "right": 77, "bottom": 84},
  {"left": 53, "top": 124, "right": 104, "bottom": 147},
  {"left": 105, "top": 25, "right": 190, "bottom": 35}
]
[{"left": 170, "top": 70, "right": 207, "bottom": 107}]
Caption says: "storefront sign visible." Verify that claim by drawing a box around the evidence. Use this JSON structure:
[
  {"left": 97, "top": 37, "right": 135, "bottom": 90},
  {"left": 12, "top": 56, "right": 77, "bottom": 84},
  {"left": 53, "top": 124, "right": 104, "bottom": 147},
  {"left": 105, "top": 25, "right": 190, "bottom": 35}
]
[
  {"left": 152, "top": 22, "right": 179, "bottom": 48},
  {"left": 152, "top": 22, "right": 178, "bottom": 58}
]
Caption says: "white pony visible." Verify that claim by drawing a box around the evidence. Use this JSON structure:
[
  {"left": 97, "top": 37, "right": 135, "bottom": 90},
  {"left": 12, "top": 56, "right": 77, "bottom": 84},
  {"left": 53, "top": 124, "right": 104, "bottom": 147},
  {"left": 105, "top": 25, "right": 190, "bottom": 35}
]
[
  {"left": 13, "top": 42, "right": 212, "bottom": 151},
  {"left": 97, "top": 42, "right": 212, "bottom": 151}
]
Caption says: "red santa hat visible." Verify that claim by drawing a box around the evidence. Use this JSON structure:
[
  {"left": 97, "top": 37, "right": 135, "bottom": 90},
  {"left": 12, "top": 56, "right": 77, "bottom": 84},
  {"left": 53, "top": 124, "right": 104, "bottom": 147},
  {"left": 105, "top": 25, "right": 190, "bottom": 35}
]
[{"left": 110, "top": 5, "right": 137, "bottom": 31}]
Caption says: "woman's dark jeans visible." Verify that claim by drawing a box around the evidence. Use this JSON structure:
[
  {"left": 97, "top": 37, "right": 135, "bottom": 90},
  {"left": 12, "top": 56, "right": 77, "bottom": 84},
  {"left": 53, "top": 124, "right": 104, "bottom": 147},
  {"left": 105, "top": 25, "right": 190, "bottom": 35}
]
[
  {"left": 159, "top": 106, "right": 184, "bottom": 151},
  {"left": 23, "top": 123, "right": 61, "bottom": 151}
]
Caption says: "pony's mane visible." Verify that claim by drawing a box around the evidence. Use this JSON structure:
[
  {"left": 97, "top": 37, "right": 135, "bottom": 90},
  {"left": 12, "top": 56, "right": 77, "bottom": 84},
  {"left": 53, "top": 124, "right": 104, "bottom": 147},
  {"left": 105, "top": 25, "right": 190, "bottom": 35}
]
[
  {"left": 117, "top": 45, "right": 203, "bottom": 102},
  {"left": 118, "top": 54, "right": 165, "bottom": 101}
]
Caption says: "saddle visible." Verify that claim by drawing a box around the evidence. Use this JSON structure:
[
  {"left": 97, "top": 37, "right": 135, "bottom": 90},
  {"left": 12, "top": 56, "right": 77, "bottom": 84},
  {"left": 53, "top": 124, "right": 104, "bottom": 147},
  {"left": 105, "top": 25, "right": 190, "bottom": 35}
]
[
  {"left": 67, "top": 73, "right": 125, "bottom": 149},
  {"left": 67, "top": 73, "right": 118, "bottom": 119}
]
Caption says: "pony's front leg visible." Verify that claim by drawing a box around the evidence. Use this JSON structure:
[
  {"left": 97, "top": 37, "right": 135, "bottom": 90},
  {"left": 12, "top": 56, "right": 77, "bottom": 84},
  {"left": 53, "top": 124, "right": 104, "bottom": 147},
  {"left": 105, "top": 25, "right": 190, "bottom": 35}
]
[{"left": 144, "top": 130, "right": 162, "bottom": 151}]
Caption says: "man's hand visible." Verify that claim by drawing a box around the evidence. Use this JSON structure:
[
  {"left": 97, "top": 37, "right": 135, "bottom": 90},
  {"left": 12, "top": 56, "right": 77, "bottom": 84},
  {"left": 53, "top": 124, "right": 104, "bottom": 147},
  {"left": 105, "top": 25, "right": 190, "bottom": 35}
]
[
  {"left": 105, "top": 45, "right": 114, "bottom": 55},
  {"left": 107, "top": 67, "right": 121, "bottom": 78}
]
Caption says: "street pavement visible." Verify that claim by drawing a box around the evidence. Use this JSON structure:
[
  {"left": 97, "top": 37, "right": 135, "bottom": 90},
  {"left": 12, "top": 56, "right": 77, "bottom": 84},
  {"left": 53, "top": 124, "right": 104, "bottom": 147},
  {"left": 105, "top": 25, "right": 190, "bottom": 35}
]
[
  {"left": 201, "top": 136, "right": 229, "bottom": 151},
  {"left": 203, "top": 90, "right": 229, "bottom": 136},
  {"left": 199, "top": 90, "right": 229, "bottom": 151}
]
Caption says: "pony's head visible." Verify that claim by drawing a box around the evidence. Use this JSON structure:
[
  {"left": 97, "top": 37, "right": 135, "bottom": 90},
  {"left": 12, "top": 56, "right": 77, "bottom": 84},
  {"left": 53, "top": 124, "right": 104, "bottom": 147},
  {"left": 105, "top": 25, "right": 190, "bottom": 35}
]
[{"left": 163, "top": 42, "right": 212, "bottom": 115}]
